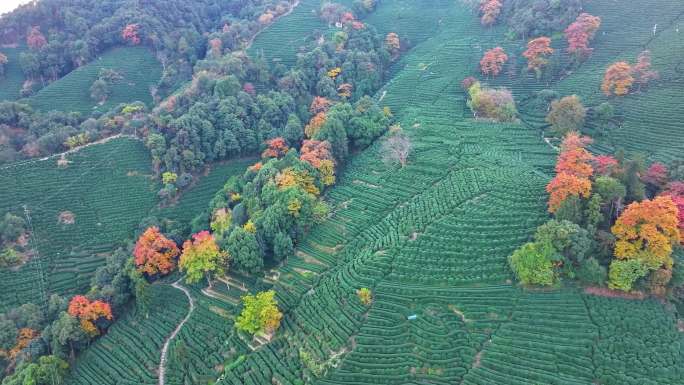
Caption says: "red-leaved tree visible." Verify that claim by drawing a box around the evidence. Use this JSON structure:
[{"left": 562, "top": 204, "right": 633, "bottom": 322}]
[
  {"left": 564, "top": 13, "right": 601, "bottom": 59},
  {"left": 134, "top": 226, "right": 180, "bottom": 276},
  {"left": 479, "top": 0, "right": 502, "bottom": 27},
  {"left": 300, "top": 140, "right": 334, "bottom": 168},
  {"left": 68, "top": 296, "right": 114, "bottom": 336},
  {"left": 26, "top": 26, "right": 47, "bottom": 50},
  {"left": 480, "top": 47, "right": 508, "bottom": 77},
  {"left": 632, "top": 50, "right": 659, "bottom": 90},
  {"left": 122, "top": 24, "right": 141, "bottom": 45},
  {"left": 523, "top": 37, "right": 554, "bottom": 77}
]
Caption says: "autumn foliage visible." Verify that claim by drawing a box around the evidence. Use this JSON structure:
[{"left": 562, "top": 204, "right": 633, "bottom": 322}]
[
  {"left": 480, "top": 47, "right": 508, "bottom": 77},
  {"left": 300, "top": 139, "right": 334, "bottom": 168},
  {"left": 601, "top": 62, "right": 634, "bottom": 96},
  {"left": 564, "top": 13, "right": 601, "bottom": 58},
  {"left": 385, "top": 32, "right": 400, "bottom": 58},
  {"left": 593, "top": 155, "right": 619, "bottom": 176},
  {"left": 304, "top": 112, "right": 327, "bottom": 138},
  {"left": 642, "top": 162, "right": 669, "bottom": 188},
  {"left": 134, "top": 226, "right": 180, "bottom": 276},
  {"left": 632, "top": 50, "right": 659, "bottom": 88},
  {"left": 26, "top": 26, "right": 47, "bottom": 50},
  {"left": 523, "top": 37, "right": 554, "bottom": 76},
  {"left": 479, "top": 0, "right": 502, "bottom": 26},
  {"left": 310, "top": 96, "right": 332, "bottom": 114},
  {"left": 663, "top": 182, "right": 684, "bottom": 241},
  {"left": 261, "top": 137, "right": 289, "bottom": 159},
  {"left": 68, "top": 296, "right": 113, "bottom": 336},
  {"left": 179, "top": 231, "right": 226, "bottom": 285},
  {"left": 612, "top": 196, "right": 680, "bottom": 270},
  {"left": 546, "top": 133, "right": 594, "bottom": 212},
  {"left": 122, "top": 24, "right": 141, "bottom": 45}
]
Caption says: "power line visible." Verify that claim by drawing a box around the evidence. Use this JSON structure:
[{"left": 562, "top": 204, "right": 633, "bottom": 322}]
[{"left": 22, "top": 204, "right": 49, "bottom": 318}]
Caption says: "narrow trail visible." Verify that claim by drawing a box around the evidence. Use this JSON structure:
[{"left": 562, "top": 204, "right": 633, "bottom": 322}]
[{"left": 158, "top": 279, "right": 195, "bottom": 385}]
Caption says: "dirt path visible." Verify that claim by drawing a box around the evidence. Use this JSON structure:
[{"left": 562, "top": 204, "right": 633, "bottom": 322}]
[{"left": 158, "top": 279, "right": 195, "bottom": 385}]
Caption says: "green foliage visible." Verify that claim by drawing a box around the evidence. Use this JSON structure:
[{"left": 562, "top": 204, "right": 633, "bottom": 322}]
[
  {"left": 224, "top": 227, "right": 263, "bottom": 274},
  {"left": 0, "top": 213, "right": 26, "bottom": 244},
  {"left": 466, "top": 82, "right": 518, "bottom": 122},
  {"left": 508, "top": 241, "right": 556, "bottom": 286},
  {"left": 576, "top": 258, "right": 607, "bottom": 285},
  {"left": 534, "top": 220, "right": 591, "bottom": 264},
  {"left": 2, "top": 355, "right": 69, "bottom": 385},
  {"left": 608, "top": 259, "right": 648, "bottom": 291},
  {"left": 235, "top": 290, "right": 282, "bottom": 335}
]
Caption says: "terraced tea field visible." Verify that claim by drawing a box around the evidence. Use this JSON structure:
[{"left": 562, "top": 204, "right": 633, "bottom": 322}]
[
  {"left": 27, "top": 46, "right": 162, "bottom": 115},
  {"left": 0, "top": 137, "right": 158, "bottom": 312},
  {"left": 214, "top": 2, "right": 683, "bottom": 384},
  {"left": 0, "top": 45, "right": 27, "bottom": 101}
]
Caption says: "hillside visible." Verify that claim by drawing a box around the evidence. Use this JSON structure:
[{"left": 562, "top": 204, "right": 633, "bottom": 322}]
[
  {"left": 26, "top": 46, "right": 162, "bottom": 114},
  {"left": 0, "top": 45, "right": 26, "bottom": 101},
  {"left": 0, "top": 1, "right": 683, "bottom": 385}
]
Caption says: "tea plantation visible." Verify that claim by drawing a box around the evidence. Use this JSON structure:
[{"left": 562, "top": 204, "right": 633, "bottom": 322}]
[
  {"left": 2, "top": 0, "right": 682, "bottom": 384},
  {"left": 0, "top": 137, "right": 158, "bottom": 312},
  {"left": 26, "top": 46, "right": 162, "bottom": 115}
]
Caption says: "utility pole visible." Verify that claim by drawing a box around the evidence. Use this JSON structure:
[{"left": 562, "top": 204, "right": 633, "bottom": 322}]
[{"left": 22, "top": 205, "right": 49, "bottom": 317}]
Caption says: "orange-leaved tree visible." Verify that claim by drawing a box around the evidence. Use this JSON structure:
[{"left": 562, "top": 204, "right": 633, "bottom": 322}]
[
  {"left": 68, "top": 296, "right": 114, "bottom": 336},
  {"left": 310, "top": 96, "right": 332, "bottom": 114},
  {"left": 479, "top": 0, "right": 502, "bottom": 27},
  {"left": 134, "top": 226, "right": 180, "bottom": 276},
  {"left": 564, "top": 13, "right": 601, "bottom": 59},
  {"left": 304, "top": 112, "right": 327, "bottom": 138},
  {"left": 602, "top": 61, "right": 634, "bottom": 96},
  {"left": 609, "top": 196, "right": 680, "bottom": 291},
  {"left": 522, "top": 37, "right": 554, "bottom": 77},
  {"left": 546, "top": 132, "right": 594, "bottom": 212},
  {"left": 480, "top": 47, "right": 508, "bottom": 77},
  {"left": 261, "top": 137, "right": 289, "bottom": 159}
]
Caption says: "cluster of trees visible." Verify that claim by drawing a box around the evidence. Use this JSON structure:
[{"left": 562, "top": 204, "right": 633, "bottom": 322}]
[
  {"left": 602, "top": 50, "right": 659, "bottom": 96},
  {"left": 0, "top": 213, "right": 27, "bottom": 269},
  {"left": 509, "top": 131, "right": 683, "bottom": 297},
  {"left": 0, "top": 101, "right": 151, "bottom": 164},
  {"left": 89, "top": 69, "right": 123, "bottom": 104},
  {"left": 0, "top": 0, "right": 293, "bottom": 96},
  {"left": 0, "top": 232, "right": 159, "bottom": 382},
  {"left": 463, "top": 79, "right": 518, "bottom": 122},
  {"left": 502, "top": 0, "right": 582, "bottom": 39},
  {"left": 147, "top": 5, "right": 395, "bottom": 196}
]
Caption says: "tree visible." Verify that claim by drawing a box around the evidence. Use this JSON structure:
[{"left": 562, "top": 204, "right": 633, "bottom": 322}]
[
  {"left": 608, "top": 259, "right": 648, "bottom": 291},
  {"left": 593, "top": 155, "right": 618, "bottom": 176},
  {"left": 522, "top": 37, "right": 554, "bottom": 77},
  {"left": 357, "top": 288, "right": 372, "bottom": 305},
  {"left": 381, "top": 129, "right": 411, "bottom": 168},
  {"left": 235, "top": 290, "right": 283, "bottom": 334},
  {"left": 642, "top": 162, "right": 669, "bottom": 192},
  {"left": 466, "top": 82, "right": 517, "bottom": 122},
  {"left": 208, "top": 38, "right": 222, "bottom": 58},
  {"left": 546, "top": 132, "right": 594, "bottom": 213},
  {"left": 611, "top": 196, "right": 680, "bottom": 285},
  {"left": 1, "top": 213, "right": 26, "bottom": 243},
  {"left": 67, "top": 296, "right": 113, "bottom": 336},
  {"left": 261, "top": 137, "right": 289, "bottom": 159},
  {"left": 26, "top": 27, "right": 47, "bottom": 50},
  {"left": 300, "top": 140, "right": 334, "bottom": 168},
  {"left": 89, "top": 79, "right": 110, "bottom": 103},
  {"left": 134, "top": 227, "right": 180, "bottom": 276},
  {"left": 224, "top": 227, "right": 263, "bottom": 274},
  {"left": 663, "top": 182, "right": 684, "bottom": 241},
  {"left": 179, "top": 231, "right": 227, "bottom": 286},
  {"left": 632, "top": 50, "right": 659, "bottom": 90},
  {"left": 310, "top": 97, "right": 332, "bottom": 114},
  {"left": 480, "top": 47, "right": 508, "bottom": 77},
  {"left": 564, "top": 13, "right": 601, "bottom": 59},
  {"left": 546, "top": 95, "right": 586, "bottom": 136},
  {"left": 602, "top": 62, "right": 634, "bottom": 96},
  {"left": 508, "top": 241, "right": 556, "bottom": 286},
  {"left": 0, "top": 53, "right": 7, "bottom": 77},
  {"left": 2, "top": 355, "right": 69, "bottom": 385},
  {"left": 479, "top": 0, "right": 502, "bottom": 26},
  {"left": 385, "top": 32, "right": 400, "bottom": 59},
  {"left": 122, "top": 24, "right": 141, "bottom": 45}
]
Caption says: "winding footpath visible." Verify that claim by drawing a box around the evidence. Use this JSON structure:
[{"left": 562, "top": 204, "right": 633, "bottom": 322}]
[{"left": 158, "top": 279, "right": 195, "bottom": 385}]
